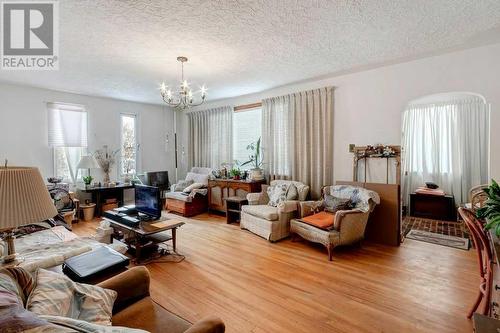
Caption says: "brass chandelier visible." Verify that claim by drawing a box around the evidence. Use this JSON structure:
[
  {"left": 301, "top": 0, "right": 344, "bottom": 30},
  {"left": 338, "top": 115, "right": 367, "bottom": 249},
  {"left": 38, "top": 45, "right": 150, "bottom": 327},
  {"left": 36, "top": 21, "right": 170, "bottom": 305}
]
[{"left": 160, "top": 56, "right": 206, "bottom": 109}]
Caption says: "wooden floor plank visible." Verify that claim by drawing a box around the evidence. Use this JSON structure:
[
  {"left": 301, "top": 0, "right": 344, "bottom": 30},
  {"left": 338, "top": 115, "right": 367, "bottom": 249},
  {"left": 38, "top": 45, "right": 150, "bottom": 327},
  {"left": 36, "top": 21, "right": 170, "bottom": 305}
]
[{"left": 73, "top": 212, "right": 477, "bottom": 333}]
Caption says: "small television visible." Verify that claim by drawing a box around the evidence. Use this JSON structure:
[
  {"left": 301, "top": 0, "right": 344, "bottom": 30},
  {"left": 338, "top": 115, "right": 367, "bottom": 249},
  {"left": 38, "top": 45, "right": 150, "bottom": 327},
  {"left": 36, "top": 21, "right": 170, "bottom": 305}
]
[{"left": 135, "top": 184, "right": 161, "bottom": 218}]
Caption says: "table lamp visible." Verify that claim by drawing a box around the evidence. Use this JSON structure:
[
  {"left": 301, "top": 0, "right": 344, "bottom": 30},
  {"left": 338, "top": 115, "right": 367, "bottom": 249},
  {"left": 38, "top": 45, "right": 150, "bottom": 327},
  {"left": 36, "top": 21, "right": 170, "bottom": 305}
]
[
  {"left": 0, "top": 166, "right": 58, "bottom": 263},
  {"left": 77, "top": 155, "right": 100, "bottom": 178}
]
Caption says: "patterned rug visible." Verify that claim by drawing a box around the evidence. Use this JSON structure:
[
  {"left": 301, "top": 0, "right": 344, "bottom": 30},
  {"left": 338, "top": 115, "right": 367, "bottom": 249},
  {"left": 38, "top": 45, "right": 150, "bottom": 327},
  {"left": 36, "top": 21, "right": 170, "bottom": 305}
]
[
  {"left": 406, "top": 229, "right": 470, "bottom": 250},
  {"left": 402, "top": 216, "right": 470, "bottom": 250}
]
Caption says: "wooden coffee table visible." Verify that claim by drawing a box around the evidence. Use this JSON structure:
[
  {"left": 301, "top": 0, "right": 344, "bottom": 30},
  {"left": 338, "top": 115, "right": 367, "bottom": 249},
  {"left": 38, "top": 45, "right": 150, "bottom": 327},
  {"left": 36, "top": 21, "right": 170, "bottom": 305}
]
[{"left": 104, "top": 217, "right": 185, "bottom": 263}]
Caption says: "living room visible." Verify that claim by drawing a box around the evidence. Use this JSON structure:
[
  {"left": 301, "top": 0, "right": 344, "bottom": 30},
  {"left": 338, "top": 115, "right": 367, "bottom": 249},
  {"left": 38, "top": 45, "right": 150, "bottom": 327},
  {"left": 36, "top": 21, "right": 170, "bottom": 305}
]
[{"left": 1, "top": 1, "right": 500, "bottom": 332}]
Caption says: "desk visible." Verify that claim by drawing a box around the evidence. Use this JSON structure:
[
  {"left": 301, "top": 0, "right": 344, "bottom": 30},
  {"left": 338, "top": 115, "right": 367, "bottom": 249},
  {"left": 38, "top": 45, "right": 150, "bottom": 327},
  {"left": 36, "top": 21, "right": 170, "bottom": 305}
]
[
  {"left": 208, "top": 179, "right": 265, "bottom": 213},
  {"left": 105, "top": 217, "right": 184, "bottom": 263},
  {"left": 79, "top": 184, "right": 134, "bottom": 217}
]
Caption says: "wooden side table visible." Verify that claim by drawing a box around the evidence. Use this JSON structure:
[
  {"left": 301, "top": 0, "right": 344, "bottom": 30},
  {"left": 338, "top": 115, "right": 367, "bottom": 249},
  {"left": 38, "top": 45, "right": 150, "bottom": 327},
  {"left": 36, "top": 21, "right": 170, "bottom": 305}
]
[{"left": 225, "top": 196, "right": 248, "bottom": 224}]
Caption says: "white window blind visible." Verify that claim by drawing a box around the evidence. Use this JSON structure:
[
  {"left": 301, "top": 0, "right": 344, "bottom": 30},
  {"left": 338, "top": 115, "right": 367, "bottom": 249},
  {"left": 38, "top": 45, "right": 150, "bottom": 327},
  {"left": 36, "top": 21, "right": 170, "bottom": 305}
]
[
  {"left": 48, "top": 102, "right": 88, "bottom": 147},
  {"left": 233, "top": 108, "right": 262, "bottom": 168}
]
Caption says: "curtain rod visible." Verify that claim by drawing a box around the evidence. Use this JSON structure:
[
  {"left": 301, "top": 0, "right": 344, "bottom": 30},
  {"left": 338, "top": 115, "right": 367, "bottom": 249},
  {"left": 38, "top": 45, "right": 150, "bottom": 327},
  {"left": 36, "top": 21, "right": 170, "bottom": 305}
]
[{"left": 234, "top": 102, "right": 262, "bottom": 112}]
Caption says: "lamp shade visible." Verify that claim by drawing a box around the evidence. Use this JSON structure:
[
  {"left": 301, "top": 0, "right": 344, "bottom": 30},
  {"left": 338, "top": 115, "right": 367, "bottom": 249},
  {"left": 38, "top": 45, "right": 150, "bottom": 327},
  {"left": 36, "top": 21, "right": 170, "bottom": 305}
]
[
  {"left": 0, "top": 167, "right": 58, "bottom": 230},
  {"left": 77, "top": 155, "right": 99, "bottom": 169}
]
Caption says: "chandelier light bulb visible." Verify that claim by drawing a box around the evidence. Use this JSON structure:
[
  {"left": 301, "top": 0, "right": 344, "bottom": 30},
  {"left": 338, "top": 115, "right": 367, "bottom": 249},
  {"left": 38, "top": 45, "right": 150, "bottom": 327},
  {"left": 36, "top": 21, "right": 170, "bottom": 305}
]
[{"left": 159, "top": 56, "right": 206, "bottom": 109}]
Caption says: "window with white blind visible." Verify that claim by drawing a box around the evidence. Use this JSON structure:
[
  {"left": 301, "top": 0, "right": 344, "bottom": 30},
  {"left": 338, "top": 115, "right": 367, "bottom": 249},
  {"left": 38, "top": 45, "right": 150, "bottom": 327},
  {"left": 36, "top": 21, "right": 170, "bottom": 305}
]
[
  {"left": 120, "top": 114, "right": 137, "bottom": 176},
  {"left": 232, "top": 108, "right": 262, "bottom": 169},
  {"left": 48, "top": 103, "right": 87, "bottom": 183}
]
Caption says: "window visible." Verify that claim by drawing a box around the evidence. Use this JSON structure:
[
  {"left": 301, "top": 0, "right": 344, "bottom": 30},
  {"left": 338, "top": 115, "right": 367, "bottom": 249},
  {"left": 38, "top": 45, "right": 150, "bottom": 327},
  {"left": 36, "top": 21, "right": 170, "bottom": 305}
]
[
  {"left": 48, "top": 103, "right": 87, "bottom": 183},
  {"left": 232, "top": 107, "right": 262, "bottom": 169},
  {"left": 120, "top": 114, "right": 137, "bottom": 176}
]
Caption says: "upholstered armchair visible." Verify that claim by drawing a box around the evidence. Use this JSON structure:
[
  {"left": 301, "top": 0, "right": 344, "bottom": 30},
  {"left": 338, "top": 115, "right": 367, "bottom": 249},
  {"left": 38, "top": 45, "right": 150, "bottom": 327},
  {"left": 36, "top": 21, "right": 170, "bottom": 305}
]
[
  {"left": 290, "top": 185, "right": 380, "bottom": 260},
  {"left": 165, "top": 167, "right": 212, "bottom": 217},
  {"left": 240, "top": 180, "right": 310, "bottom": 242}
]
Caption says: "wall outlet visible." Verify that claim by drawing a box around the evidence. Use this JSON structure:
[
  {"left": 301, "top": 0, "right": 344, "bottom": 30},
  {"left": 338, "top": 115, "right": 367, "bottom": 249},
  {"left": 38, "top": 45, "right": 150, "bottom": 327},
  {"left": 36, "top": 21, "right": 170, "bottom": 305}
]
[{"left": 349, "top": 144, "right": 355, "bottom": 152}]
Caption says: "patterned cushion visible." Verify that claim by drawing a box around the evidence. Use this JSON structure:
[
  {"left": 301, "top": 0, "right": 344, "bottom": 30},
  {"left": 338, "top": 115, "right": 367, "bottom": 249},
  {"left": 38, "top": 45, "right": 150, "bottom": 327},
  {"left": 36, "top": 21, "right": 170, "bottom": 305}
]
[
  {"left": 27, "top": 269, "right": 117, "bottom": 326},
  {"left": 324, "top": 194, "right": 353, "bottom": 213},
  {"left": 267, "top": 184, "right": 289, "bottom": 207}
]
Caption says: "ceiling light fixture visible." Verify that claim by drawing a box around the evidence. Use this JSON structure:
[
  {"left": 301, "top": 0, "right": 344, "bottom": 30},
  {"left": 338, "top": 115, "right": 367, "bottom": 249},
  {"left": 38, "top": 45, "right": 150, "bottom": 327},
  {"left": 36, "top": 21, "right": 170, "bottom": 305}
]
[{"left": 160, "top": 56, "right": 206, "bottom": 109}]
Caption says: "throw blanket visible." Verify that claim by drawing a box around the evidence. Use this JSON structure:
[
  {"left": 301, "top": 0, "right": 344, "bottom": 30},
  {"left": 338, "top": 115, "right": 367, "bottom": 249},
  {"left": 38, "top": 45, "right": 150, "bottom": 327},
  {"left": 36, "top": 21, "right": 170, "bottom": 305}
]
[
  {"left": 188, "top": 188, "right": 208, "bottom": 198},
  {"left": 13, "top": 226, "right": 100, "bottom": 272},
  {"left": 328, "top": 185, "right": 380, "bottom": 213}
]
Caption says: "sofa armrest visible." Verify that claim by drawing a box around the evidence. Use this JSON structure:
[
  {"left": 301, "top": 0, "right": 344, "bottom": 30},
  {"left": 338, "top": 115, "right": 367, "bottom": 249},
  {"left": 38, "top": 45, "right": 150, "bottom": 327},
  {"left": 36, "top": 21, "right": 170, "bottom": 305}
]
[
  {"left": 184, "top": 316, "right": 225, "bottom": 333},
  {"left": 247, "top": 192, "right": 262, "bottom": 205},
  {"left": 334, "top": 209, "right": 370, "bottom": 239},
  {"left": 298, "top": 200, "right": 322, "bottom": 218},
  {"left": 277, "top": 200, "right": 299, "bottom": 214},
  {"left": 98, "top": 266, "right": 150, "bottom": 313}
]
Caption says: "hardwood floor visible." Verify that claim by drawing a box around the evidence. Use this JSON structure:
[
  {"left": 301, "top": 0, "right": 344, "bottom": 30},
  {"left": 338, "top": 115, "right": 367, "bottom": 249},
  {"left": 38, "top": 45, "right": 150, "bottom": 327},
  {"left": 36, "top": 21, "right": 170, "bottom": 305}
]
[{"left": 73, "top": 213, "right": 478, "bottom": 333}]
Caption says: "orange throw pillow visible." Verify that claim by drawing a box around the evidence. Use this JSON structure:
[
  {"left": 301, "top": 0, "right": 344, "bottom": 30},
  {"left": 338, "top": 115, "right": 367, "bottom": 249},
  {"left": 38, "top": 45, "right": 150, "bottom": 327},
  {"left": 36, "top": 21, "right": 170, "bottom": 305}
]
[{"left": 300, "top": 211, "right": 335, "bottom": 230}]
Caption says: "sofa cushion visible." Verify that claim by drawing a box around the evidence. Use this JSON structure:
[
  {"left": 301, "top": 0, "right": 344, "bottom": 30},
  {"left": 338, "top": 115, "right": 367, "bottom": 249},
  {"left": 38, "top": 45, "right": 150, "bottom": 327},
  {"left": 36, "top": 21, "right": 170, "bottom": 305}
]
[
  {"left": 300, "top": 211, "right": 336, "bottom": 230},
  {"left": 112, "top": 296, "right": 191, "bottom": 333},
  {"left": 286, "top": 184, "right": 298, "bottom": 201},
  {"left": 267, "top": 184, "right": 289, "bottom": 207},
  {"left": 172, "top": 179, "right": 194, "bottom": 192},
  {"left": 270, "top": 180, "right": 309, "bottom": 201},
  {"left": 186, "top": 172, "right": 209, "bottom": 185},
  {"left": 183, "top": 182, "right": 205, "bottom": 193},
  {"left": 27, "top": 268, "right": 117, "bottom": 326},
  {"left": 242, "top": 205, "right": 279, "bottom": 221},
  {"left": 166, "top": 191, "right": 193, "bottom": 202}
]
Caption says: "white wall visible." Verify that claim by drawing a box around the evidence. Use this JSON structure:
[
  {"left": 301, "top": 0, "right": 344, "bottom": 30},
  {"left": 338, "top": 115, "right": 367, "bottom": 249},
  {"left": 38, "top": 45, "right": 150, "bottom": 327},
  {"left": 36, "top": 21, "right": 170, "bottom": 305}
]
[
  {"left": 0, "top": 83, "right": 176, "bottom": 185},
  {"left": 179, "top": 43, "right": 500, "bottom": 182}
]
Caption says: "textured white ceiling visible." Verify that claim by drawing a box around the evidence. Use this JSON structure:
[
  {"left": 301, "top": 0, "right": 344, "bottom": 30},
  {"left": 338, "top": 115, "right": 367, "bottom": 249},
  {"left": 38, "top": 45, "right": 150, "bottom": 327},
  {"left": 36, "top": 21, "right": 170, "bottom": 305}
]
[{"left": 1, "top": 0, "right": 500, "bottom": 104}]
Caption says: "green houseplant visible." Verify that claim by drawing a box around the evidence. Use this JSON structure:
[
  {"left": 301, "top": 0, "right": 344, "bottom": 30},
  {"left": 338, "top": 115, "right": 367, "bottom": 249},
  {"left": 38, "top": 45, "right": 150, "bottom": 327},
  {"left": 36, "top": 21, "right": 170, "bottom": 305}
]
[
  {"left": 82, "top": 175, "right": 93, "bottom": 186},
  {"left": 229, "top": 168, "right": 241, "bottom": 180},
  {"left": 477, "top": 179, "right": 500, "bottom": 236},
  {"left": 241, "top": 137, "right": 264, "bottom": 180}
]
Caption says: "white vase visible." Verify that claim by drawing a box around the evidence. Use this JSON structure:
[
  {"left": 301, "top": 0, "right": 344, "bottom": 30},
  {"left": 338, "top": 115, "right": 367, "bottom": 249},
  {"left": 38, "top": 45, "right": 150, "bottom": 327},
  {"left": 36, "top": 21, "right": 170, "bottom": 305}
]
[{"left": 249, "top": 168, "right": 264, "bottom": 181}]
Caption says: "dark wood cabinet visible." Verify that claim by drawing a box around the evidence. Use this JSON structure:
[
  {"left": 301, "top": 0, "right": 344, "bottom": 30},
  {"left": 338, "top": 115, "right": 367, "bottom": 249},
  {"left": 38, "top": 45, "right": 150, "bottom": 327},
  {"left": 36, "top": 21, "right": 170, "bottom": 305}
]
[
  {"left": 208, "top": 179, "right": 265, "bottom": 213},
  {"left": 409, "top": 193, "right": 456, "bottom": 221}
]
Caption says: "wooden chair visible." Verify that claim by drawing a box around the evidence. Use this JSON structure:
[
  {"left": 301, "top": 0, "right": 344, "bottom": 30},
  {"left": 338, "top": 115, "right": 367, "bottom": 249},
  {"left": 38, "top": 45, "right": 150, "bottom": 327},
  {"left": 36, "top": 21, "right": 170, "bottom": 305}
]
[{"left": 458, "top": 207, "right": 493, "bottom": 318}]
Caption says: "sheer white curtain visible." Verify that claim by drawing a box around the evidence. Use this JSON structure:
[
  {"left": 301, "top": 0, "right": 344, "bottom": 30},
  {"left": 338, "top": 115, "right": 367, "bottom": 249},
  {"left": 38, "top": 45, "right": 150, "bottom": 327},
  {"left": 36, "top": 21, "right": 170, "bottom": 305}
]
[
  {"left": 262, "top": 87, "right": 334, "bottom": 198},
  {"left": 402, "top": 98, "right": 489, "bottom": 204},
  {"left": 188, "top": 106, "right": 233, "bottom": 169}
]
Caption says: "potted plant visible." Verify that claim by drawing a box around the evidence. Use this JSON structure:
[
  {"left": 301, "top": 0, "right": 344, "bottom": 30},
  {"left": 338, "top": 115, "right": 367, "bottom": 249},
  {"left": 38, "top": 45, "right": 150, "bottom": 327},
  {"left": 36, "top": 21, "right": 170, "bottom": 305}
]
[
  {"left": 241, "top": 137, "right": 264, "bottom": 181},
  {"left": 82, "top": 175, "right": 93, "bottom": 189},
  {"left": 229, "top": 168, "right": 241, "bottom": 180},
  {"left": 477, "top": 179, "right": 500, "bottom": 236}
]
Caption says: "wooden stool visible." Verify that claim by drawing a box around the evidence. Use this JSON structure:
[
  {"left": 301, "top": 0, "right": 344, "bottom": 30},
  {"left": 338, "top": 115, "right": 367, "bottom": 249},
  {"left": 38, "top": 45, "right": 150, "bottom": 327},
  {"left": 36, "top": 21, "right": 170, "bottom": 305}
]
[{"left": 225, "top": 196, "right": 248, "bottom": 224}]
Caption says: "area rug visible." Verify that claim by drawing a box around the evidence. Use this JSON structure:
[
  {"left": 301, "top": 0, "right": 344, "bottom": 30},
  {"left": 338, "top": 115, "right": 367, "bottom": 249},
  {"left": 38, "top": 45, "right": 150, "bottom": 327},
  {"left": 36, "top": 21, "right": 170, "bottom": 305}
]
[{"left": 406, "top": 229, "right": 470, "bottom": 250}]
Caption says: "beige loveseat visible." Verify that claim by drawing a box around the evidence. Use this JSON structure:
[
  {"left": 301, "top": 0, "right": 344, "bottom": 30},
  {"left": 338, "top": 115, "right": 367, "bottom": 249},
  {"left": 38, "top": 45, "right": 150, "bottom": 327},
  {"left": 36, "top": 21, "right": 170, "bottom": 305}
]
[
  {"left": 240, "top": 180, "right": 309, "bottom": 242},
  {"left": 290, "top": 184, "right": 379, "bottom": 260}
]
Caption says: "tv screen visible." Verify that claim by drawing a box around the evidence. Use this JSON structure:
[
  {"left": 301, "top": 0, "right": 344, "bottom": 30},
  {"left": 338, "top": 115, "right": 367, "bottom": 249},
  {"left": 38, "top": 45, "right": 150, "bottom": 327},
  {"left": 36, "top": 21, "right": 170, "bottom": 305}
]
[{"left": 135, "top": 184, "right": 161, "bottom": 218}]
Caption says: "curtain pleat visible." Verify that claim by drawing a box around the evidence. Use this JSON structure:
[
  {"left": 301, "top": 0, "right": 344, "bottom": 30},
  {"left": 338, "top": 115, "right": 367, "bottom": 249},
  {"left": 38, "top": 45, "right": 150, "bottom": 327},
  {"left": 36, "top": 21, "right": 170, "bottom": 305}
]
[
  {"left": 187, "top": 106, "right": 233, "bottom": 169},
  {"left": 262, "top": 87, "right": 334, "bottom": 199},
  {"left": 402, "top": 99, "right": 490, "bottom": 204}
]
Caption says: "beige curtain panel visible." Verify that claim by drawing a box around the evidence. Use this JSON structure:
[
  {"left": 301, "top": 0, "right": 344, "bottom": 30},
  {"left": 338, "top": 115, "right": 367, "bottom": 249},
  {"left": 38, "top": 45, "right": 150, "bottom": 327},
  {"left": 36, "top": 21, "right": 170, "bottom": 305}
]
[
  {"left": 262, "top": 87, "right": 334, "bottom": 199},
  {"left": 187, "top": 106, "right": 233, "bottom": 169}
]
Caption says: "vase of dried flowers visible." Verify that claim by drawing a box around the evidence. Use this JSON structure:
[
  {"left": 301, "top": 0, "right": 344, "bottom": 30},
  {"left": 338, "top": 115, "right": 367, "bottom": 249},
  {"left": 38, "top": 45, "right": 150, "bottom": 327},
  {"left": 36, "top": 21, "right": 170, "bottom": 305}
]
[{"left": 94, "top": 145, "right": 119, "bottom": 185}]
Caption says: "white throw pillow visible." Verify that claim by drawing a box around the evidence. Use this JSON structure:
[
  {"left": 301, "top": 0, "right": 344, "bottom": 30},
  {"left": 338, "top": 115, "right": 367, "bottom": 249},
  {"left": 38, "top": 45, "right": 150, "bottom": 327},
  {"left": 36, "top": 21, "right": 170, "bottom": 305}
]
[
  {"left": 185, "top": 172, "right": 209, "bottom": 185},
  {"left": 27, "top": 268, "right": 117, "bottom": 326},
  {"left": 183, "top": 182, "right": 205, "bottom": 193}
]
